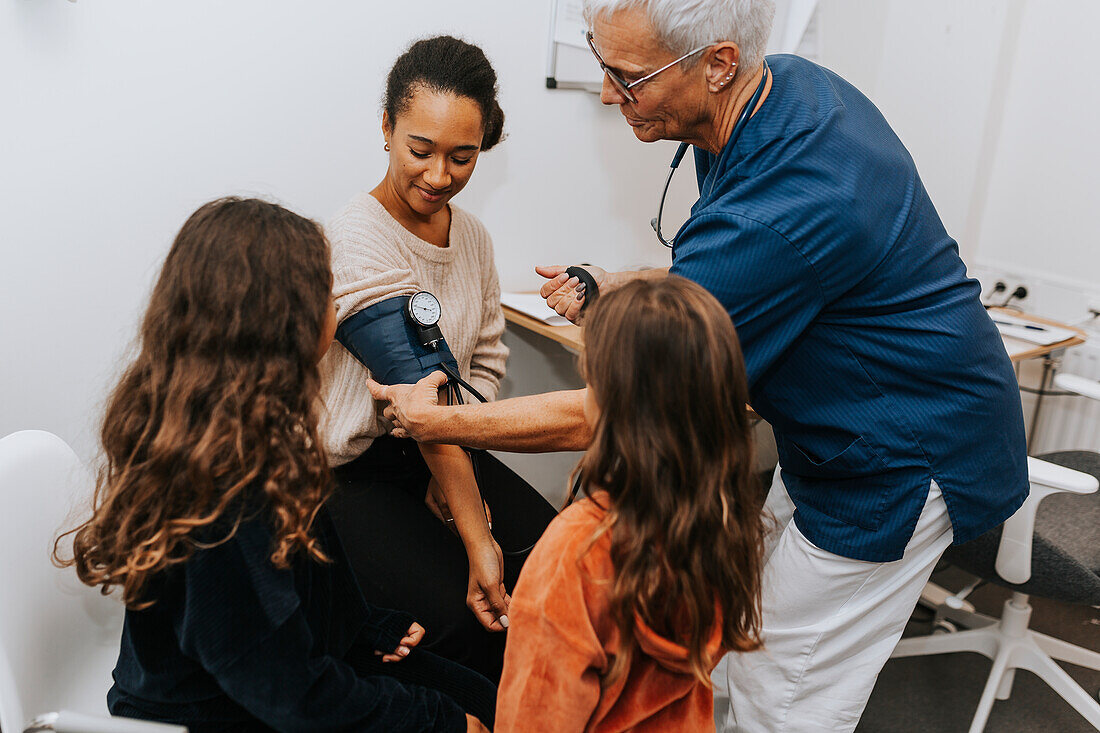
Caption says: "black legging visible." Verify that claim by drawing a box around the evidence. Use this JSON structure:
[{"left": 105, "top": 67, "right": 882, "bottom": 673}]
[
  {"left": 110, "top": 647, "right": 496, "bottom": 732},
  {"left": 329, "top": 437, "right": 559, "bottom": 683},
  {"left": 347, "top": 644, "right": 497, "bottom": 729}
]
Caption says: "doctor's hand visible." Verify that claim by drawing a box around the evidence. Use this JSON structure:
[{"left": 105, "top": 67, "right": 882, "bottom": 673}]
[
  {"left": 536, "top": 264, "right": 608, "bottom": 323},
  {"left": 367, "top": 371, "right": 448, "bottom": 441}
]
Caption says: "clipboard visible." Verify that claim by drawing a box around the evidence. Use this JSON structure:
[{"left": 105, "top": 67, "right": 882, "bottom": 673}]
[{"left": 546, "top": 0, "right": 603, "bottom": 91}]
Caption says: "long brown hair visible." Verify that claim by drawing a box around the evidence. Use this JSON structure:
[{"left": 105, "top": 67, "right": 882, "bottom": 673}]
[
  {"left": 578, "top": 276, "right": 765, "bottom": 686},
  {"left": 55, "top": 197, "right": 334, "bottom": 608}
]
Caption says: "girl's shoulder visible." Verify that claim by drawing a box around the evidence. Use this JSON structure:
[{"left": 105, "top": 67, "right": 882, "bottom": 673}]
[
  {"left": 527, "top": 493, "right": 613, "bottom": 576},
  {"left": 558, "top": 492, "right": 610, "bottom": 527}
]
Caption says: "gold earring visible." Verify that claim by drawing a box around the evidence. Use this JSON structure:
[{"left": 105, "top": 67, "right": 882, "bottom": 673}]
[{"left": 384, "top": 143, "right": 390, "bottom": 152}]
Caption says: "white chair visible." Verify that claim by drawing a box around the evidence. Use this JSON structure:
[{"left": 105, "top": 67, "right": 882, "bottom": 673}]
[
  {"left": 892, "top": 443, "right": 1100, "bottom": 730},
  {"left": 0, "top": 430, "right": 184, "bottom": 733}
]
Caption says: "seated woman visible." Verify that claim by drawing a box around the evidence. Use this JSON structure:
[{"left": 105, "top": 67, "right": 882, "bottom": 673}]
[
  {"left": 57, "top": 197, "right": 492, "bottom": 732},
  {"left": 319, "top": 35, "right": 557, "bottom": 683}
]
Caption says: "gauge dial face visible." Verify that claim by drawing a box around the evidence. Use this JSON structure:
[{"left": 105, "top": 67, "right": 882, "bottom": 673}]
[{"left": 409, "top": 291, "right": 441, "bottom": 327}]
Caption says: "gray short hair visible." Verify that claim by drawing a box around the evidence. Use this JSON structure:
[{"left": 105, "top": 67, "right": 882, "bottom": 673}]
[{"left": 583, "top": 0, "right": 776, "bottom": 71}]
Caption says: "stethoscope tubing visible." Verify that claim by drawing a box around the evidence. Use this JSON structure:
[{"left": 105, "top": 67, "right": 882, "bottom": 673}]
[{"left": 653, "top": 60, "right": 771, "bottom": 249}]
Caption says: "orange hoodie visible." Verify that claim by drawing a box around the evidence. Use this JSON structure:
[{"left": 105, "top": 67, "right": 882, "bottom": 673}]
[{"left": 496, "top": 494, "right": 726, "bottom": 732}]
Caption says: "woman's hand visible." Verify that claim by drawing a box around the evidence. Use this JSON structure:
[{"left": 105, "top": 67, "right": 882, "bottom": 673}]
[
  {"left": 466, "top": 538, "right": 510, "bottom": 632},
  {"left": 466, "top": 713, "right": 490, "bottom": 732},
  {"left": 375, "top": 622, "right": 425, "bottom": 663},
  {"left": 535, "top": 264, "right": 609, "bottom": 323}
]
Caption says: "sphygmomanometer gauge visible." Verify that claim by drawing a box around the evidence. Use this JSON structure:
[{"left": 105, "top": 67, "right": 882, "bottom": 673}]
[{"left": 407, "top": 291, "right": 442, "bottom": 328}]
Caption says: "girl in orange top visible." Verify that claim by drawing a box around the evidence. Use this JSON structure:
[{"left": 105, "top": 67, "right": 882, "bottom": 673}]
[{"left": 495, "top": 276, "right": 768, "bottom": 732}]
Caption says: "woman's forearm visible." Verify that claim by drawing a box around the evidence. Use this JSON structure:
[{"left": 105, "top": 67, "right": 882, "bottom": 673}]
[
  {"left": 417, "top": 443, "right": 492, "bottom": 548},
  {"left": 420, "top": 389, "right": 591, "bottom": 453}
]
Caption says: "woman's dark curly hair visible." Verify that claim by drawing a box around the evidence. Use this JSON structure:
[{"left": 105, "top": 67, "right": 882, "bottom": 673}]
[
  {"left": 55, "top": 197, "right": 334, "bottom": 609},
  {"left": 384, "top": 35, "right": 505, "bottom": 150}
]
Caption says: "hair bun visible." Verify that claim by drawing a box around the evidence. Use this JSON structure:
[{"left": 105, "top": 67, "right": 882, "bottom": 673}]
[
  {"left": 384, "top": 35, "right": 506, "bottom": 152},
  {"left": 481, "top": 100, "right": 506, "bottom": 151}
]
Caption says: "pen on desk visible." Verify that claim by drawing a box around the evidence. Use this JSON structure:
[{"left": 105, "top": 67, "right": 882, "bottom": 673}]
[{"left": 992, "top": 319, "right": 1047, "bottom": 332}]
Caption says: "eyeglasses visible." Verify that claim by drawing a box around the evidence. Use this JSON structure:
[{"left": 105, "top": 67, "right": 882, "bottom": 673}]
[{"left": 585, "top": 30, "right": 712, "bottom": 104}]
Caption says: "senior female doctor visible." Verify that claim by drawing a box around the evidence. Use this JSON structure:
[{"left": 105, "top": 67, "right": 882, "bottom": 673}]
[{"left": 369, "top": 0, "right": 1029, "bottom": 730}]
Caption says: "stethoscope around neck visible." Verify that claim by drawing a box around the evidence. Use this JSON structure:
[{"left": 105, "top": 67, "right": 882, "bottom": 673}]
[{"left": 651, "top": 60, "right": 771, "bottom": 248}]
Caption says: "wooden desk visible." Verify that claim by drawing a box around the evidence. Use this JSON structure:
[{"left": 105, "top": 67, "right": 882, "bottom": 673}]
[
  {"left": 991, "top": 307, "right": 1087, "bottom": 362},
  {"left": 502, "top": 304, "right": 583, "bottom": 353},
  {"left": 506, "top": 304, "right": 1088, "bottom": 362},
  {"left": 503, "top": 303, "right": 764, "bottom": 416},
  {"left": 505, "top": 303, "right": 1089, "bottom": 425},
  {"left": 987, "top": 307, "right": 1088, "bottom": 451}
]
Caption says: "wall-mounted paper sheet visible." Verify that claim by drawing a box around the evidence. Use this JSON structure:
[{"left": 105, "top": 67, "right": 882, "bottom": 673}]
[{"left": 553, "top": 0, "right": 587, "bottom": 49}]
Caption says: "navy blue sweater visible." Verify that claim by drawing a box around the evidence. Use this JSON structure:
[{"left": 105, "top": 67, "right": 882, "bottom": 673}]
[{"left": 107, "top": 503, "right": 466, "bottom": 732}]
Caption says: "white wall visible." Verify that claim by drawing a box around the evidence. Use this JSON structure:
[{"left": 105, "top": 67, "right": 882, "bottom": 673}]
[
  {"left": 971, "top": 1, "right": 1100, "bottom": 301},
  {"left": 0, "top": 0, "right": 692, "bottom": 462},
  {"left": 4, "top": 0, "right": 1098, "bottom": 470},
  {"left": 815, "top": 0, "right": 1023, "bottom": 263},
  {"left": 815, "top": 0, "right": 1099, "bottom": 319},
  {"left": 812, "top": 0, "right": 1100, "bottom": 455}
]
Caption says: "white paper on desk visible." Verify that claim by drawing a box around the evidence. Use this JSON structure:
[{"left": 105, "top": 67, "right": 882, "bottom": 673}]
[
  {"left": 988, "top": 312, "right": 1076, "bottom": 346},
  {"left": 999, "top": 336, "right": 1036, "bottom": 360},
  {"left": 500, "top": 292, "right": 572, "bottom": 326}
]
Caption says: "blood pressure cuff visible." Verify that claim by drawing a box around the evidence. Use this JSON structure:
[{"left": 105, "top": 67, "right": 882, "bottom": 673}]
[{"left": 335, "top": 296, "right": 459, "bottom": 385}]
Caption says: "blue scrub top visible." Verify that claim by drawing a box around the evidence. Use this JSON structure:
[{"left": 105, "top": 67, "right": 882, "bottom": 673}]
[{"left": 671, "top": 54, "right": 1028, "bottom": 562}]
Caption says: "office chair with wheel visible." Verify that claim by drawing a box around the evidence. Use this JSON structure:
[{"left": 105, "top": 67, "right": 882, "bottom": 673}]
[{"left": 891, "top": 371, "right": 1100, "bottom": 732}]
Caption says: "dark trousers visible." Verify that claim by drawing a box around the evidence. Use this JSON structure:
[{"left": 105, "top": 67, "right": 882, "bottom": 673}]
[
  {"left": 330, "top": 437, "right": 559, "bottom": 683},
  {"left": 347, "top": 645, "right": 497, "bottom": 729},
  {"left": 110, "top": 649, "right": 494, "bottom": 733}
]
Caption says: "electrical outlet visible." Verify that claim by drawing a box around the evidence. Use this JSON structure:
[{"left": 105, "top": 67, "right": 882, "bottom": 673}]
[
  {"left": 979, "top": 270, "right": 1029, "bottom": 307},
  {"left": 994, "top": 282, "right": 1029, "bottom": 307}
]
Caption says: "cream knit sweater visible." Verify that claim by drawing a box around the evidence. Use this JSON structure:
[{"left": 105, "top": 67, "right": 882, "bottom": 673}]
[{"left": 318, "top": 193, "right": 509, "bottom": 466}]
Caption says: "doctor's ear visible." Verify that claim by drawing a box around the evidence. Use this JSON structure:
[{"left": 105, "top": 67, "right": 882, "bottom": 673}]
[{"left": 706, "top": 43, "right": 740, "bottom": 92}]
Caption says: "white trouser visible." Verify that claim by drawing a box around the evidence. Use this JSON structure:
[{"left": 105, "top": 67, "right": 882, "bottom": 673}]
[{"left": 716, "top": 468, "right": 954, "bottom": 732}]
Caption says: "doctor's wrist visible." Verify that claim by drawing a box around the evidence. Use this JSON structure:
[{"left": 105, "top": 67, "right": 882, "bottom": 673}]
[
  {"left": 409, "top": 403, "right": 461, "bottom": 443},
  {"left": 603, "top": 268, "right": 659, "bottom": 293}
]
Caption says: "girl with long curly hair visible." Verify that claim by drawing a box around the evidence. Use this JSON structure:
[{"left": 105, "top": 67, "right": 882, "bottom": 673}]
[
  {"left": 495, "top": 276, "right": 767, "bottom": 732},
  {"left": 56, "top": 198, "right": 492, "bottom": 732}
]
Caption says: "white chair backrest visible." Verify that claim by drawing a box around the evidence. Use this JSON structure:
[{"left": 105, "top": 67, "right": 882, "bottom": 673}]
[
  {"left": 0, "top": 431, "right": 123, "bottom": 733},
  {"left": 995, "top": 455, "right": 1099, "bottom": 585},
  {"left": 1053, "top": 372, "right": 1100, "bottom": 402}
]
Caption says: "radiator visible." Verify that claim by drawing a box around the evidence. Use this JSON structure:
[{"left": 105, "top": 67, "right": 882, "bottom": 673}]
[{"left": 1031, "top": 339, "right": 1100, "bottom": 454}]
